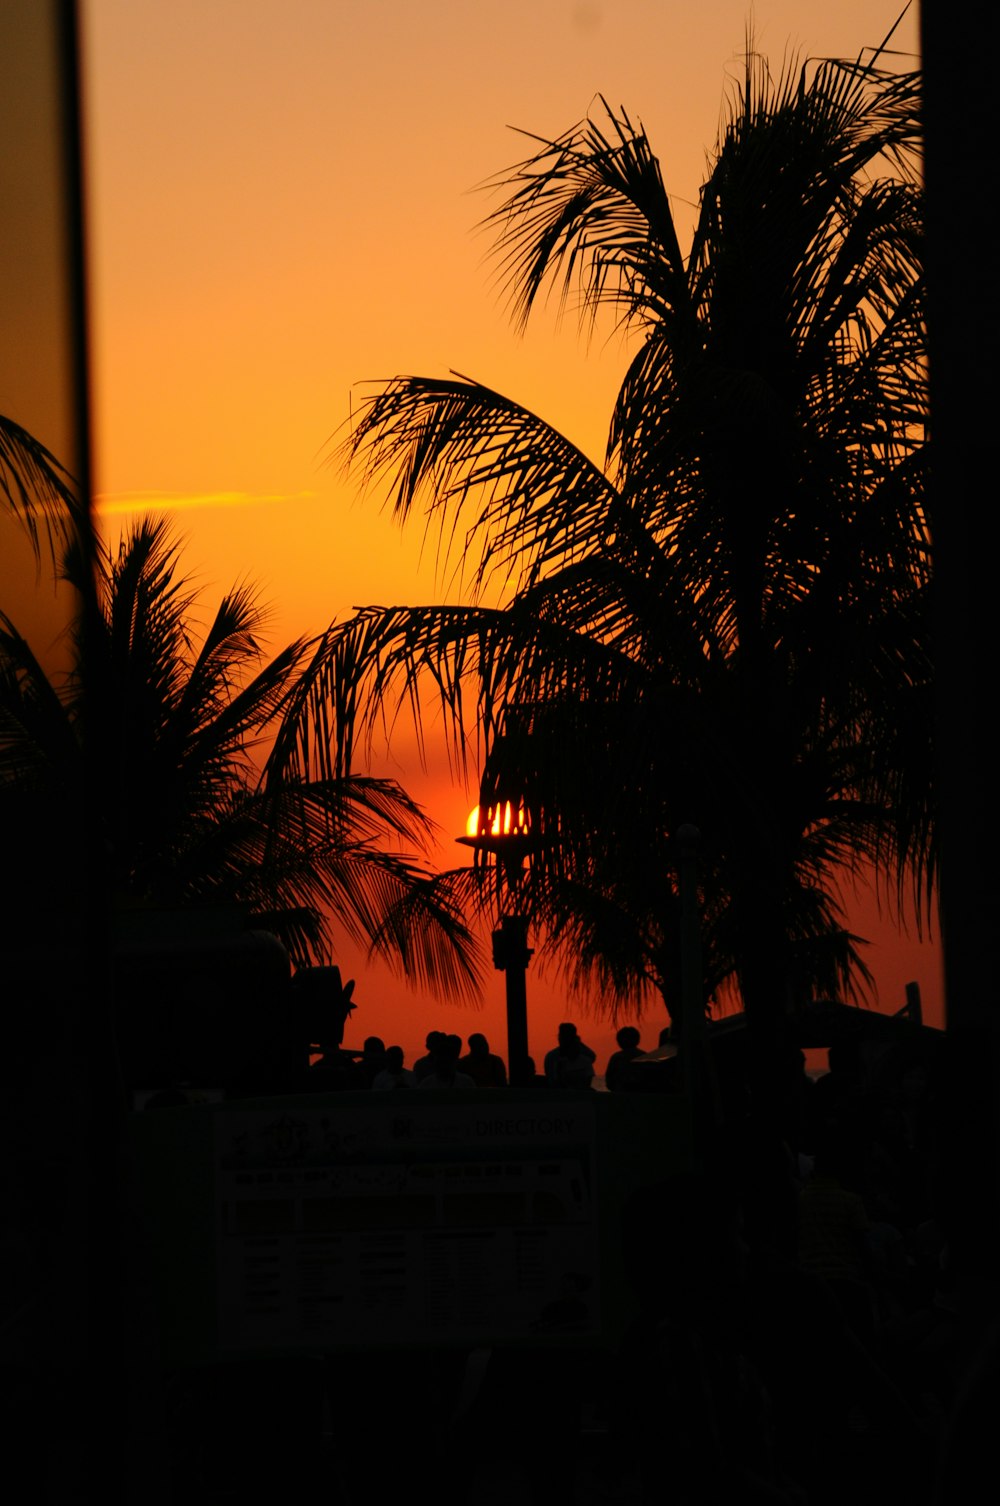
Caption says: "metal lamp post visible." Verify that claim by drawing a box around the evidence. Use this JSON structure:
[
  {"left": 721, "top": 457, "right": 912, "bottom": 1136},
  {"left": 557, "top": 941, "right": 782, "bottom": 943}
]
[{"left": 457, "top": 800, "right": 535, "bottom": 1088}]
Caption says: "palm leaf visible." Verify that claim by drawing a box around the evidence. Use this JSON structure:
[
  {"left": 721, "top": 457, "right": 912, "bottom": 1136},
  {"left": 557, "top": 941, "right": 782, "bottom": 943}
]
[
  {"left": 3, "top": 514, "right": 483, "bottom": 991},
  {"left": 0, "top": 412, "right": 81, "bottom": 564}
]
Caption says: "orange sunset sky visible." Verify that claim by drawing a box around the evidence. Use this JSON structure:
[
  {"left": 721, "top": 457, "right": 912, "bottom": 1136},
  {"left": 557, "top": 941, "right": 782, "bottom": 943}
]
[{"left": 32, "top": 2, "right": 945, "bottom": 1066}]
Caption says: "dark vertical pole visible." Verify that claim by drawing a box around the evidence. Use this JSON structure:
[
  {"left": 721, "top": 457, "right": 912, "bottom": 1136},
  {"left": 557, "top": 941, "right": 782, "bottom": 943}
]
[
  {"left": 922, "top": 0, "right": 1000, "bottom": 1305},
  {"left": 494, "top": 914, "right": 532, "bottom": 1087},
  {"left": 59, "top": 7, "right": 129, "bottom": 1502},
  {"left": 2, "top": 3, "right": 123, "bottom": 1499},
  {"left": 922, "top": 5, "right": 1000, "bottom": 1493}
]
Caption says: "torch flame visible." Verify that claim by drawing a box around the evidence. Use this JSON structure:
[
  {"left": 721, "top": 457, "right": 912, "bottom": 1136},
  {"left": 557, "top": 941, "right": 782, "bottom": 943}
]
[{"left": 465, "top": 801, "right": 529, "bottom": 840}]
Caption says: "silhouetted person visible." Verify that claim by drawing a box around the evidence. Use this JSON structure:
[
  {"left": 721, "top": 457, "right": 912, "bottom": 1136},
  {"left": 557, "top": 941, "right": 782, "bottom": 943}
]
[
  {"left": 417, "top": 1033, "right": 474, "bottom": 1089},
  {"left": 459, "top": 1032, "right": 507, "bottom": 1087},
  {"left": 544, "top": 1023, "right": 596, "bottom": 1089},
  {"left": 412, "top": 1030, "right": 445, "bottom": 1082},
  {"left": 357, "top": 1035, "right": 387, "bottom": 1088},
  {"left": 372, "top": 1044, "right": 414, "bottom": 1090},
  {"left": 604, "top": 1026, "right": 645, "bottom": 1091}
]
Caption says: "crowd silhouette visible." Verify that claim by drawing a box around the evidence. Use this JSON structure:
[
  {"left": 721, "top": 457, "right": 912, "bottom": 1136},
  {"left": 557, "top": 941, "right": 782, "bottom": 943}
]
[{"left": 137, "top": 976, "right": 969, "bottom": 1505}]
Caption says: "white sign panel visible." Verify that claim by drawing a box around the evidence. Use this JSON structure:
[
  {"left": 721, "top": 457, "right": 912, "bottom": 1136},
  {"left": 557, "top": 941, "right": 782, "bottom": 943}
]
[{"left": 216, "top": 1099, "right": 599, "bottom": 1349}]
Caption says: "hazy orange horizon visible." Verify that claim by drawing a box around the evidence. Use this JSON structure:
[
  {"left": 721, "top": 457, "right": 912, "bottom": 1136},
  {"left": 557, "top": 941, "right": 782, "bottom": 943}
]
[{"left": 71, "top": 0, "right": 937, "bottom": 1069}]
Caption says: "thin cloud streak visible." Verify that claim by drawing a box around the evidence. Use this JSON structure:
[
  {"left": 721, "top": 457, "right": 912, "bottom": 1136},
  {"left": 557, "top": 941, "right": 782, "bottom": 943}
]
[{"left": 95, "top": 489, "right": 318, "bottom": 517}]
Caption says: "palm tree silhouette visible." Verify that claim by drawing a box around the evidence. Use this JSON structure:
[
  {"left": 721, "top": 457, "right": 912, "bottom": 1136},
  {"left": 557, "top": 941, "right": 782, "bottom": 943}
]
[
  {"left": 322, "top": 47, "right": 931, "bottom": 1030},
  {"left": 0, "top": 517, "right": 480, "bottom": 995},
  {"left": 0, "top": 410, "right": 81, "bottom": 563}
]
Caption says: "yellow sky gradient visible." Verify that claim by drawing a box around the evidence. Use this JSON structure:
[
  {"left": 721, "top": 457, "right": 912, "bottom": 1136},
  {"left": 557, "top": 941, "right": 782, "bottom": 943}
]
[{"left": 74, "top": 0, "right": 937, "bottom": 1065}]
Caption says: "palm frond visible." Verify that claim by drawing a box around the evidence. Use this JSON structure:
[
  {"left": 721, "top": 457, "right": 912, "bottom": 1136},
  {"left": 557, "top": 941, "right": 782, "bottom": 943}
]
[
  {"left": 483, "top": 100, "right": 689, "bottom": 338},
  {"left": 0, "top": 412, "right": 81, "bottom": 565},
  {"left": 340, "top": 374, "right": 621, "bottom": 593}
]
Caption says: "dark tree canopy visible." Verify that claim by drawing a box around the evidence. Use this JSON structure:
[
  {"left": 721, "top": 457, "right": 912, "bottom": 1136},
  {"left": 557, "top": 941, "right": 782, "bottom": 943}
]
[
  {"left": 320, "top": 43, "right": 930, "bottom": 1026},
  {"left": 0, "top": 517, "right": 481, "bottom": 997}
]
